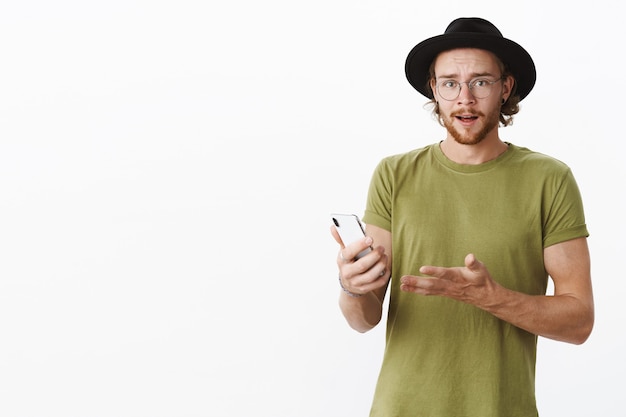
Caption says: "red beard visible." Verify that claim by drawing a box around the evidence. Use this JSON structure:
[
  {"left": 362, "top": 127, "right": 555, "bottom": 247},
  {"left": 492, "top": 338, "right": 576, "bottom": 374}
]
[{"left": 442, "top": 108, "right": 500, "bottom": 145}]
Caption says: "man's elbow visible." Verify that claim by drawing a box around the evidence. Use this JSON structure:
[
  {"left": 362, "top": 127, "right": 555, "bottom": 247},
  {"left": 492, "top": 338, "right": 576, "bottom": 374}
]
[
  {"left": 568, "top": 308, "right": 594, "bottom": 345},
  {"left": 575, "top": 316, "right": 594, "bottom": 345},
  {"left": 349, "top": 320, "right": 379, "bottom": 334},
  {"left": 343, "top": 310, "right": 382, "bottom": 333}
]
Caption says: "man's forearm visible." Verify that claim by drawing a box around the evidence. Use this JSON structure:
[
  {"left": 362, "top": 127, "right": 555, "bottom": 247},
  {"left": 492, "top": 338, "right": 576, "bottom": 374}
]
[
  {"left": 339, "top": 291, "right": 384, "bottom": 333},
  {"left": 480, "top": 284, "right": 594, "bottom": 344}
]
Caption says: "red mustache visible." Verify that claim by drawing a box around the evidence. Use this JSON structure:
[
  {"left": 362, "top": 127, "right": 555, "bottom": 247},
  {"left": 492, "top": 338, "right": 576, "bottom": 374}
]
[{"left": 451, "top": 110, "right": 483, "bottom": 118}]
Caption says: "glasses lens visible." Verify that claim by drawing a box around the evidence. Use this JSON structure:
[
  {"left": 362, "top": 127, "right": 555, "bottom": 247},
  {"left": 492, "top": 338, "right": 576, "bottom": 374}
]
[
  {"left": 438, "top": 81, "right": 459, "bottom": 100},
  {"left": 470, "top": 79, "right": 493, "bottom": 99}
]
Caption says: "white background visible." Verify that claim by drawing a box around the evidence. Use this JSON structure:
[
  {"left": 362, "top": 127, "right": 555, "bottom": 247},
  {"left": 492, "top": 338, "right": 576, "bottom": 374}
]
[{"left": 0, "top": 1, "right": 623, "bottom": 416}]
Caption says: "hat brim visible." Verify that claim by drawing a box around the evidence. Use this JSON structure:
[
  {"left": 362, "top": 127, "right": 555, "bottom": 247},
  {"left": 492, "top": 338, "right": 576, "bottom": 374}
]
[{"left": 405, "top": 33, "right": 536, "bottom": 101}]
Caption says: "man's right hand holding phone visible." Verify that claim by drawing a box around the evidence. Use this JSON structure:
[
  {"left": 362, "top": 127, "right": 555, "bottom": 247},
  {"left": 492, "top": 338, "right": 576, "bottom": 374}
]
[{"left": 331, "top": 225, "right": 392, "bottom": 332}]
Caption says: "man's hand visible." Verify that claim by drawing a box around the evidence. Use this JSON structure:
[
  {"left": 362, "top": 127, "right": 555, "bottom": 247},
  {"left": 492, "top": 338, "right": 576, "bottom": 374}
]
[
  {"left": 331, "top": 226, "right": 389, "bottom": 297},
  {"left": 331, "top": 224, "right": 392, "bottom": 333},
  {"left": 399, "top": 253, "right": 498, "bottom": 308}
]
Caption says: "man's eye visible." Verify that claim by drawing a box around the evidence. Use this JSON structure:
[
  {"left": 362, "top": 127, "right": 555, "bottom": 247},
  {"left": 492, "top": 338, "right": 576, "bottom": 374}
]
[{"left": 442, "top": 81, "right": 457, "bottom": 88}]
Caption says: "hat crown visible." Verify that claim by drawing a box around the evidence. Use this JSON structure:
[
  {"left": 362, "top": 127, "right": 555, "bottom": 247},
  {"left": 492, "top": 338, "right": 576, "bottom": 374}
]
[{"left": 444, "top": 17, "right": 503, "bottom": 37}]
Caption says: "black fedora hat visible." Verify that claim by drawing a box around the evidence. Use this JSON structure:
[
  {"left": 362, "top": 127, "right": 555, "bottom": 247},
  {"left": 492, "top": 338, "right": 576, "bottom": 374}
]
[{"left": 405, "top": 17, "right": 536, "bottom": 101}]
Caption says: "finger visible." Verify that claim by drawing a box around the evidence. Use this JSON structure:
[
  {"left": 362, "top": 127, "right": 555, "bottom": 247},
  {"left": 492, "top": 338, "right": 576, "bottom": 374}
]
[
  {"left": 419, "top": 264, "right": 445, "bottom": 277},
  {"left": 346, "top": 267, "right": 390, "bottom": 293},
  {"left": 330, "top": 225, "right": 345, "bottom": 247},
  {"left": 464, "top": 253, "right": 482, "bottom": 271},
  {"left": 400, "top": 275, "right": 439, "bottom": 294},
  {"left": 351, "top": 246, "right": 385, "bottom": 275},
  {"left": 346, "top": 256, "right": 387, "bottom": 284},
  {"left": 341, "top": 236, "right": 375, "bottom": 263}
]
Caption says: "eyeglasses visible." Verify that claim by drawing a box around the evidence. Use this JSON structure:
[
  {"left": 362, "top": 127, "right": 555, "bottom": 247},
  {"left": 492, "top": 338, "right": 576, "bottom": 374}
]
[{"left": 436, "top": 77, "right": 503, "bottom": 101}]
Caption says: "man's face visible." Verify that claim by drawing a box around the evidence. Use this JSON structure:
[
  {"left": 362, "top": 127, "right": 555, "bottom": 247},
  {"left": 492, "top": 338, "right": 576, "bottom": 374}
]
[{"left": 431, "top": 48, "right": 512, "bottom": 145}]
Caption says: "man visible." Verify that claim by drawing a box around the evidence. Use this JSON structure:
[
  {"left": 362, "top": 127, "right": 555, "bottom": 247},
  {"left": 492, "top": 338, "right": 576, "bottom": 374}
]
[{"left": 331, "top": 17, "right": 594, "bottom": 416}]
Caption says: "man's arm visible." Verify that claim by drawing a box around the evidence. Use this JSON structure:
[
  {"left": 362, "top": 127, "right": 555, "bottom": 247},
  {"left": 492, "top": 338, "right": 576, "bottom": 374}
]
[
  {"left": 331, "top": 224, "right": 392, "bottom": 333},
  {"left": 399, "top": 237, "right": 594, "bottom": 344}
]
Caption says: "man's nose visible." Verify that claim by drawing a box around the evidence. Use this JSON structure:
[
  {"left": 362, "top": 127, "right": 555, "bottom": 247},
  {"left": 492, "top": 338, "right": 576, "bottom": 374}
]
[{"left": 457, "top": 82, "right": 476, "bottom": 103}]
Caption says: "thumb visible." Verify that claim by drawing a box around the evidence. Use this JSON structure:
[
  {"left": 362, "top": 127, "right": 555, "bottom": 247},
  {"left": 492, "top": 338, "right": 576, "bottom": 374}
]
[{"left": 464, "top": 253, "right": 482, "bottom": 271}]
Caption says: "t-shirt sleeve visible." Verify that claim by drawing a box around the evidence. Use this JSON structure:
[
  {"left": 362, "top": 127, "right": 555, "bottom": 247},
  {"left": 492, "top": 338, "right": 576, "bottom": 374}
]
[
  {"left": 362, "top": 158, "right": 393, "bottom": 232},
  {"left": 543, "top": 167, "right": 589, "bottom": 248}
]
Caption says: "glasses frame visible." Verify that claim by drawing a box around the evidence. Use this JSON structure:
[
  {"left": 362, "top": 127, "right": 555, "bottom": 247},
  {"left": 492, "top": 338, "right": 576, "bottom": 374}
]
[{"left": 435, "top": 77, "right": 504, "bottom": 101}]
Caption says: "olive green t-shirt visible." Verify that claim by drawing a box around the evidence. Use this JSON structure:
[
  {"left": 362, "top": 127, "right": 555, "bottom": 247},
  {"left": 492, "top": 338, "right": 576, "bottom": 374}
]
[{"left": 362, "top": 143, "right": 588, "bottom": 417}]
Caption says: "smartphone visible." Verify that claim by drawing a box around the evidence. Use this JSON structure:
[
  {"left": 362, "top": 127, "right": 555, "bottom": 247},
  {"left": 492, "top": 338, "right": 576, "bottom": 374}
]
[{"left": 330, "top": 213, "right": 372, "bottom": 260}]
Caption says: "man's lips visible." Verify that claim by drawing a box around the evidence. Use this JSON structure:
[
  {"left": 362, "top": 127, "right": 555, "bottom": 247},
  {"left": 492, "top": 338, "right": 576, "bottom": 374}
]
[
  {"left": 454, "top": 114, "right": 479, "bottom": 121},
  {"left": 452, "top": 112, "right": 481, "bottom": 126}
]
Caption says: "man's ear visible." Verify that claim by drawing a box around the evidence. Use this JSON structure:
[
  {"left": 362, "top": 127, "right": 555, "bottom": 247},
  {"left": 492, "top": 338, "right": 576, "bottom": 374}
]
[
  {"left": 429, "top": 78, "right": 438, "bottom": 99},
  {"left": 502, "top": 75, "right": 515, "bottom": 101}
]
